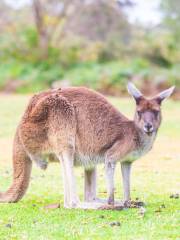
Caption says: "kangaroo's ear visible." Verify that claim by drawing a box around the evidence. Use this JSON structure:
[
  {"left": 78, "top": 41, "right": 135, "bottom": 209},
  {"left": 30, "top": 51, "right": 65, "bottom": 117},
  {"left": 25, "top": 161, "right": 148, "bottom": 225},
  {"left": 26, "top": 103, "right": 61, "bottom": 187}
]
[
  {"left": 127, "top": 82, "right": 143, "bottom": 104},
  {"left": 154, "top": 86, "right": 175, "bottom": 104}
]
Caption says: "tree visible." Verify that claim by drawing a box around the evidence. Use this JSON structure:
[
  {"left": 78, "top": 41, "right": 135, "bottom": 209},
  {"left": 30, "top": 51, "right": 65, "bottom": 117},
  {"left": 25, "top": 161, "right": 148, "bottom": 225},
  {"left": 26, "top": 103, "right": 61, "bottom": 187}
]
[
  {"left": 161, "top": 0, "right": 180, "bottom": 42},
  {"left": 0, "top": 0, "right": 134, "bottom": 62},
  {"left": 65, "top": 0, "right": 131, "bottom": 43},
  {"left": 31, "top": 0, "right": 77, "bottom": 58}
]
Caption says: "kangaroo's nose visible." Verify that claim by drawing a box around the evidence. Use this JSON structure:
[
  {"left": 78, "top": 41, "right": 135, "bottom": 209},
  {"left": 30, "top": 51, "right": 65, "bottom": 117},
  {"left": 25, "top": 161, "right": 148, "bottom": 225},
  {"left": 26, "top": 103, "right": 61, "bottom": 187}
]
[{"left": 144, "top": 123, "right": 154, "bottom": 133}]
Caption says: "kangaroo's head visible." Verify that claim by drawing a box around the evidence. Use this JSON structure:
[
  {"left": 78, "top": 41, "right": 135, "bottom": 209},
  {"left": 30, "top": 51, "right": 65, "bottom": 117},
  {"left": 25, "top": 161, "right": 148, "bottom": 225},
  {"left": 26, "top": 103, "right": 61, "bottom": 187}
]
[{"left": 127, "top": 82, "right": 175, "bottom": 136}]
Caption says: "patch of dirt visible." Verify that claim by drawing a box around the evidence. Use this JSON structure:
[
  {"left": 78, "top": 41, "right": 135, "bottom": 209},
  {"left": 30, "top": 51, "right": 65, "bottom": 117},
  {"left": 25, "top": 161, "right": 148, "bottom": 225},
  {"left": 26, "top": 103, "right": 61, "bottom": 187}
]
[
  {"left": 98, "top": 200, "right": 145, "bottom": 211},
  {"left": 44, "top": 203, "right": 61, "bottom": 209}
]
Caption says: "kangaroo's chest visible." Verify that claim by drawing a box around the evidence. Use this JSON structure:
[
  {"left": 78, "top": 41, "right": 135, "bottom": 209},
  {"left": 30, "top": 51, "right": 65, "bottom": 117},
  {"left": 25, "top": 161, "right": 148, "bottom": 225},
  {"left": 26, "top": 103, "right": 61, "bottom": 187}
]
[
  {"left": 74, "top": 152, "right": 105, "bottom": 169},
  {"left": 122, "top": 134, "right": 156, "bottom": 163}
]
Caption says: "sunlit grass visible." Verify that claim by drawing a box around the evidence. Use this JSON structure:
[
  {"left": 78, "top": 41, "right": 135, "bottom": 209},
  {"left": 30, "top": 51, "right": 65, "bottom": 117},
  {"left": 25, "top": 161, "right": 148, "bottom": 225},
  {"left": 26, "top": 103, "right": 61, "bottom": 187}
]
[{"left": 0, "top": 94, "right": 179, "bottom": 240}]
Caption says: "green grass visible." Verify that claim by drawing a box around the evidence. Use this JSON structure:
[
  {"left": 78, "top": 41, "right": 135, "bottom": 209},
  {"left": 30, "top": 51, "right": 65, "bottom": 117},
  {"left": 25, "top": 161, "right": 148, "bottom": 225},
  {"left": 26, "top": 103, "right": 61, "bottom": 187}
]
[{"left": 0, "top": 94, "right": 180, "bottom": 240}]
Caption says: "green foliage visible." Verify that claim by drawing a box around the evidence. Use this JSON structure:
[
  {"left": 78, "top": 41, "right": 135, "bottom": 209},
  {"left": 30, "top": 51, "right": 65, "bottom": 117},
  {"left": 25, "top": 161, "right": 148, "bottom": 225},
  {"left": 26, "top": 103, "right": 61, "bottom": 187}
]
[
  {"left": 23, "top": 27, "right": 39, "bottom": 48},
  {"left": 0, "top": 61, "right": 64, "bottom": 93},
  {"left": 161, "top": 0, "right": 180, "bottom": 44},
  {"left": 0, "top": 56, "right": 179, "bottom": 94},
  {"left": 163, "top": 65, "right": 180, "bottom": 87},
  {"left": 0, "top": 7, "right": 180, "bottom": 95}
]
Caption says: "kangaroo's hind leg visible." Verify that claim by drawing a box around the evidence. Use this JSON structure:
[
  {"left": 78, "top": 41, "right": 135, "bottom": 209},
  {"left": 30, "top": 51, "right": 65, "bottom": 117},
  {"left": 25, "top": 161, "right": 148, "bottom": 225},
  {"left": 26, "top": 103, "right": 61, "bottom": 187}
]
[
  {"left": 58, "top": 149, "right": 80, "bottom": 208},
  {"left": 59, "top": 154, "right": 70, "bottom": 208},
  {"left": 59, "top": 153, "right": 105, "bottom": 209}
]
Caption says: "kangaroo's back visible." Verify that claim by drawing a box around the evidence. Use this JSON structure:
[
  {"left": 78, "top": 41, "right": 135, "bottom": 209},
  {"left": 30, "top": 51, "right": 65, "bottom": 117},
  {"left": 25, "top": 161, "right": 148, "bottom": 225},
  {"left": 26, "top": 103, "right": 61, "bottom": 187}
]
[{"left": 58, "top": 87, "right": 135, "bottom": 160}]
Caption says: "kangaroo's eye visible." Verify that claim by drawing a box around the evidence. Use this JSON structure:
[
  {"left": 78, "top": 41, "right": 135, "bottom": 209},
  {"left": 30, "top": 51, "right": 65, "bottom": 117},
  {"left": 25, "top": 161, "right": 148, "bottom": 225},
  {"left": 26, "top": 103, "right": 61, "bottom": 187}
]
[{"left": 153, "top": 110, "right": 159, "bottom": 117}]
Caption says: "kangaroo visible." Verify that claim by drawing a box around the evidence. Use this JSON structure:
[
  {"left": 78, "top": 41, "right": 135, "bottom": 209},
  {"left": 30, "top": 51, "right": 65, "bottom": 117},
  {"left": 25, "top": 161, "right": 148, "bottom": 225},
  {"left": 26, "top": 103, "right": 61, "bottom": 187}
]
[{"left": 0, "top": 83, "right": 174, "bottom": 209}]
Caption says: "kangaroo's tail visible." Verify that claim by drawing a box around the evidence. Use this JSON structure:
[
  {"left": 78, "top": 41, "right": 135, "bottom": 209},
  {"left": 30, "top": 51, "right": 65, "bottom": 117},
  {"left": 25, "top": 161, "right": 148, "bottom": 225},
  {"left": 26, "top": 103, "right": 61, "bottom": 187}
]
[{"left": 0, "top": 132, "right": 32, "bottom": 203}]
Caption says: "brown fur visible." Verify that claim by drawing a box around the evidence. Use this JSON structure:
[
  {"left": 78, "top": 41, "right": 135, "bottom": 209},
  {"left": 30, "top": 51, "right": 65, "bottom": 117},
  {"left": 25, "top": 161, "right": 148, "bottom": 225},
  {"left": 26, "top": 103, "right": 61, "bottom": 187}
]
[{"left": 0, "top": 87, "right": 166, "bottom": 203}]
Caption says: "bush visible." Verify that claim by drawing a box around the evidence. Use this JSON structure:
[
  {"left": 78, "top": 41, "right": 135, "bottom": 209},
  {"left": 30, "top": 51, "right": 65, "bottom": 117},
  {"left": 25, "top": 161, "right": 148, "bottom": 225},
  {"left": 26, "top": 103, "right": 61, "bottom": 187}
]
[{"left": 0, "top": 60, "right": 64, "bottom": 93}]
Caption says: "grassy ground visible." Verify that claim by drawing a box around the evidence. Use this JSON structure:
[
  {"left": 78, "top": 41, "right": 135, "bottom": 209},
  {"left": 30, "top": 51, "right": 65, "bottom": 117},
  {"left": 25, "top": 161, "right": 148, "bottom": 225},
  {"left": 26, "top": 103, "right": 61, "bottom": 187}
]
[{"left": 0, "top": 94, "right": 179, "bottom": 240}]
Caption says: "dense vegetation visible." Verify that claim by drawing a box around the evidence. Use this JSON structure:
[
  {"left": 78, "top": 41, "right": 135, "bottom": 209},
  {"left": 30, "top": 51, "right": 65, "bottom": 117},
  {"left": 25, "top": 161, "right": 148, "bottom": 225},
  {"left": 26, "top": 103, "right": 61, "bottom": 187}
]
[{"left": 0, "top": 0, "right": 180, "bottom": 96}]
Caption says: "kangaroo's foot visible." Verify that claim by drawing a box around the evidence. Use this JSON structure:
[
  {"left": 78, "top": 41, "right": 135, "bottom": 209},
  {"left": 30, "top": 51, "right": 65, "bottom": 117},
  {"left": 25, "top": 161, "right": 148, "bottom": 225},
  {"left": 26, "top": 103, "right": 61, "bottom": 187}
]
[
  {"left": 79, "top": 199, "right": 124, "bottom": 210},
  {"left": 93, "top": 198, "right": 123, "bottom": 205},
  {"left": 64, "top": 201, "right": 108, "bottom": 209},
  {"left": 64, "top": 197, "right": 80, "bottom": 209},
  {"left": 97, "top": 199, "right": 124, "bottom": 210},
  {"left": 77, "top": 201, "right": 108, "bottom": 209},
  {"left": 92, "top": 198, "right": 107, "bottom": 204}
]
